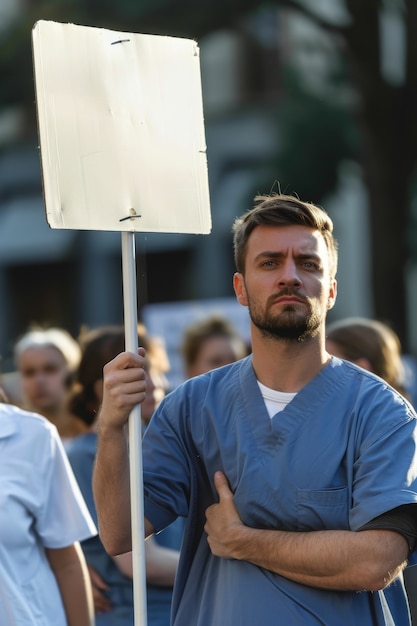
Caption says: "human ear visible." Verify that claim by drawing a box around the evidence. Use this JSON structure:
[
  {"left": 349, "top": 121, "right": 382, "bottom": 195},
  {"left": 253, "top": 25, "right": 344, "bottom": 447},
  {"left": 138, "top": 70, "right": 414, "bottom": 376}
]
[
  {"left": 326, "top": 279, "right": 337, "bottom": 310},
  {"left": 233, "top": 273, "right": 248, "bottom": 306}
]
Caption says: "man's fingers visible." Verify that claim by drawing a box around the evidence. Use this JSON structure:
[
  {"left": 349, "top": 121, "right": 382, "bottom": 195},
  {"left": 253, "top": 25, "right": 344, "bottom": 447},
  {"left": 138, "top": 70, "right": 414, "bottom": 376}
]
[
  {"left": 213, "top": 471, "right": 232, "bottom": 500},
  {"left": 104, "top": 351, "right": 146, "bottom": 375}
]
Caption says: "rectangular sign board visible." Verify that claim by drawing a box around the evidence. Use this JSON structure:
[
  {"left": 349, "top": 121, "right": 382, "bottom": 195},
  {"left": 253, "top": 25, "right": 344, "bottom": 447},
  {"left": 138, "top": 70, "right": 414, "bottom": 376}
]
[{"left": 32, "top": 20, "right": 211, "bottom": 233}]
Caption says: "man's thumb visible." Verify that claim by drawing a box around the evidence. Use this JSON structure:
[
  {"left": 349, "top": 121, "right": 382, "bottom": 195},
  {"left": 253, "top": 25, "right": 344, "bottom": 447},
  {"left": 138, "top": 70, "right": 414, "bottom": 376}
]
[{"left": 213, "top": 471, "right": 232, "bottom": 498}]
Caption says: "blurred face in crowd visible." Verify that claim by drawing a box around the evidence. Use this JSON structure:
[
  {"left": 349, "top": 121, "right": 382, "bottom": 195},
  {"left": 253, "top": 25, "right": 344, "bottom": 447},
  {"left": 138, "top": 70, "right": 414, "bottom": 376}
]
[
  {"left": 18, "top": 346, "right": 69, "bottom": 413},
  {"left": 188, "top": 335, "right": 244, "bottom": 378}
]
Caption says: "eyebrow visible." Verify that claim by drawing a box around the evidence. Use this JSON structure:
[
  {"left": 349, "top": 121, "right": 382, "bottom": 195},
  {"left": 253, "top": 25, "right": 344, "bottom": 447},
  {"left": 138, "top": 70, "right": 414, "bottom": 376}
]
[{"left": 254, "top": 251, "right": 322, "bottom": 263}]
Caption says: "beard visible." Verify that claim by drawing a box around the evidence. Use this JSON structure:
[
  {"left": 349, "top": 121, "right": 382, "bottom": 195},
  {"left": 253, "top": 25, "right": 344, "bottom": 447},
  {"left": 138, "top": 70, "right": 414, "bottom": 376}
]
[{"left": 248, "top": 295, "right": 322, "bottom": 342}]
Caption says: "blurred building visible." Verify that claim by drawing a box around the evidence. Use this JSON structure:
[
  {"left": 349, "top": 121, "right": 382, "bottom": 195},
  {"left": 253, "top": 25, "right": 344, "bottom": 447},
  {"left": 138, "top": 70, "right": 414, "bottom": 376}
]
[
  {"left": 0, "top": 0, "right": 405, "bottom": 368},
  {"left": 0, "top": 5, "right": 282, "bottom": 368}
]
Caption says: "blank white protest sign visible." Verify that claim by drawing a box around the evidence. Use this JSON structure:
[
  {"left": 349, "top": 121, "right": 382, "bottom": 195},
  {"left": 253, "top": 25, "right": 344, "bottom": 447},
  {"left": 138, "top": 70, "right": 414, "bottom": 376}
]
[
  {"left": 32, "top": 20, "right": 212, "bottom": 626},
  {"left": 32, "top": 20, "right": 211, "bottom": 233}
]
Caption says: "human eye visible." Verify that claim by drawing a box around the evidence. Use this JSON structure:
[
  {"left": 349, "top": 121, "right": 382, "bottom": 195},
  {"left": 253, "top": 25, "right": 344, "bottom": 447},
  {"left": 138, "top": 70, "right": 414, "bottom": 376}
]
[
  {"left": 258, "top": 254, "right": 281, "bottom": 268},
  {"left": 300, "top": 256, "right": 321, "bottom": 271},
  {"left": 22, "top": 367, "right": 36, "bottom": 378}
]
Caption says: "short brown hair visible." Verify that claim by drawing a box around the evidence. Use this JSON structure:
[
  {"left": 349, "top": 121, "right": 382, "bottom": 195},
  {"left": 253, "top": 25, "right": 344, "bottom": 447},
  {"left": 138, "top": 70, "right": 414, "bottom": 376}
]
[{"left": 232, "top": 194, "right": 338, "bottom": 277}]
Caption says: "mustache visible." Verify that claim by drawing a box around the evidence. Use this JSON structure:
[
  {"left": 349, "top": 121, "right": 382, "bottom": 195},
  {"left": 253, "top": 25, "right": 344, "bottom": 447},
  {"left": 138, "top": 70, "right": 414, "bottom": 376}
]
[{"left": 268, "top": 289, "right": 308, "bottom": 304}]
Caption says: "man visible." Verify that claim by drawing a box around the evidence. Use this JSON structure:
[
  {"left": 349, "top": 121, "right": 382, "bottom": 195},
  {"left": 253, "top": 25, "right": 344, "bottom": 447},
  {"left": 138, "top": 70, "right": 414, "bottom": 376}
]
[{"left": 93, "top": 194, "right": 417, "bottom": 625}]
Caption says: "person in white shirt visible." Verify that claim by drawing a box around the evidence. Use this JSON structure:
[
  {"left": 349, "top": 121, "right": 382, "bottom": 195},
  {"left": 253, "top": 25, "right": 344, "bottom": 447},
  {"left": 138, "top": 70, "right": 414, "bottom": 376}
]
[{"left": 0, "top": 401, "right": 96, "bottom": 625}]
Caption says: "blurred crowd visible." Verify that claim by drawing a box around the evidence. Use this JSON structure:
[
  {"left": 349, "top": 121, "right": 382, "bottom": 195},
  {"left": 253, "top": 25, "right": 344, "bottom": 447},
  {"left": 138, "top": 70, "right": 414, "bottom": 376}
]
[{"left": 0, "top": 312, "right": 250, "bottom": 625}]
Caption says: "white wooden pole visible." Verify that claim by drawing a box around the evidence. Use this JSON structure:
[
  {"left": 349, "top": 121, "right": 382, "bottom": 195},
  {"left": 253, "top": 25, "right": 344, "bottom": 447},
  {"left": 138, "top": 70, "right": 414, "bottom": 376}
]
[{"left": 121, "top": 230, "right": 148, "bottom": 626}]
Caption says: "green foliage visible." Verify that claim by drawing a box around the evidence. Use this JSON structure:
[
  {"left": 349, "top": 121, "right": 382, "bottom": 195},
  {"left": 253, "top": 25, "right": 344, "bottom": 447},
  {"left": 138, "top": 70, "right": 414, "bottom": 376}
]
[
  {"left": 256, "top": 66, "right": 359, "bottom": 204},
  {"left": 273, "top": 97, "right": 357, "bottom": 203}
]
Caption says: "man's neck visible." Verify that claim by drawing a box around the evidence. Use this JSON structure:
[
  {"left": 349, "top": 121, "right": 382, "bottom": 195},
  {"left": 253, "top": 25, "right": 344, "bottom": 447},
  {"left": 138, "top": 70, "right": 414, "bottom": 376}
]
[{"left": 251, "top": 331, "right": 330, "bottom": 393}]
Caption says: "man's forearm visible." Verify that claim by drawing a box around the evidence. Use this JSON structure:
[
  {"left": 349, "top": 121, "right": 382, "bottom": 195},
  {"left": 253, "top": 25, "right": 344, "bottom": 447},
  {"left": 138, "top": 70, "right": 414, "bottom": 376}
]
[
  {"left": 205, "top": 472, "right": 409, "bottom": 592},
  {"left": 215, "top": 524, "right": 408, "bottom": 591},
  {"left": 93, "top": 422, "right": 132, "bottom": 555}
]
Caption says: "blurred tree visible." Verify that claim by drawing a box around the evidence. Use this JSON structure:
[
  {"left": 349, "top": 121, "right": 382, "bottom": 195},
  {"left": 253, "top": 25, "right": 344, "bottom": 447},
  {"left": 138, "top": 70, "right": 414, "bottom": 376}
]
[
  {"left": 0, "top": 0, "right": 416, "bottom": 346},
  {"left": 342, "top": 0, "right": 417, "bottom": 349},
  {"left": 264, "top": 71, "right": 358, "bottom": 207}
]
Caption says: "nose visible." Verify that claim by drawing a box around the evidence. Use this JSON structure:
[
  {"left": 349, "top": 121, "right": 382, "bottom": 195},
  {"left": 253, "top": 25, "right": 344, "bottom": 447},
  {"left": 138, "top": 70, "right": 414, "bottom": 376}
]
[
  {"left": 33, "top": 371, "right": 46, "bottom": 384},
  {"left": 278, "top": 258, "right": 301, "bottom": 287}
]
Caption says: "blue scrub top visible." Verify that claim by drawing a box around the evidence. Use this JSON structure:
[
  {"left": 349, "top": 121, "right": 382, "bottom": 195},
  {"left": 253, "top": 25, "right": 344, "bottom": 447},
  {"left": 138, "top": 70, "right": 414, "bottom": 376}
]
[{"left": 142, "top": 356, "right": 417, "bottom": 625}]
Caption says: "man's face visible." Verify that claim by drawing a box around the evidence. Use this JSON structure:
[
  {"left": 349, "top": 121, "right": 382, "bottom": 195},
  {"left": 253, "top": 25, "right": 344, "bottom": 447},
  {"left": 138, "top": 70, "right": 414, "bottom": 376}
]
[
  {"left": 18, "top": 346, "right": 69, "bottom": 413},
  {"left": 234, "top": 224, "right": 337, "bottom": 342}
]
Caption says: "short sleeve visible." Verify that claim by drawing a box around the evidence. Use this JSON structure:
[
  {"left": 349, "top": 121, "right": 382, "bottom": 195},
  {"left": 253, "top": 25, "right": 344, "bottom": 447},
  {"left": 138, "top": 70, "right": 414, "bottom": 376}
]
[
  {"left": 36, "top": 427, "right": 96, "bottom": 548},
  {"left": 351, "top": 396, "right": 417, "bottom": 530},
  {"left": 143, "top": 396, "right": 192, "bottom": 532}
]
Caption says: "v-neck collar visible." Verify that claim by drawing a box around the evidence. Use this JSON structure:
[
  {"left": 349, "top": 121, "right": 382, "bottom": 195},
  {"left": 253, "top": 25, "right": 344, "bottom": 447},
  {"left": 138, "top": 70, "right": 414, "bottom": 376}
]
[{"left": 239, "top": 355, "right": 346, "bottom": 441}]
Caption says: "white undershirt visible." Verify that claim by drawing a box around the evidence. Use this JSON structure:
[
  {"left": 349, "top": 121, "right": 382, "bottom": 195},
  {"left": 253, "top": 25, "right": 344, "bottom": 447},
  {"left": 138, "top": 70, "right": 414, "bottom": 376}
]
[{"left": 257, "top": 381, "right": 297, "bottom": 418}]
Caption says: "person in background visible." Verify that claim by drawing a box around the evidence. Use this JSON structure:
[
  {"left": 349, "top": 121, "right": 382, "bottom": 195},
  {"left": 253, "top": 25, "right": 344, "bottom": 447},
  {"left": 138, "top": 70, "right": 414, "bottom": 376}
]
[
  {"left": 0, "top": 399, "right": 96, "bottom": 625},
  {"left": 94, "top": 193, "right": 417, "bottom": 625},
  {"left": 67, "top": 324, "right": 181, "bottom": 626},
  {"left": 326, "top": 316, "right": 408, "bottom": 397},
  {"left": 13, "top": 326, "right": 87, "bottom": 448},
  {"left": 181, "top": 314, "right": 248, "bottom": 379}
]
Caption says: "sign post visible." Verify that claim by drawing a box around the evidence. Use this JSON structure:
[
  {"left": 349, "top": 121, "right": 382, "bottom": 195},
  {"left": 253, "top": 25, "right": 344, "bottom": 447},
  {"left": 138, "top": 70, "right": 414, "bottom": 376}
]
[
  {"left": 121, "top": 228, "right": 146, "bottom": 625},
  {"left": 32, "top": 20, "right": 212, "bottom": 625}
]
